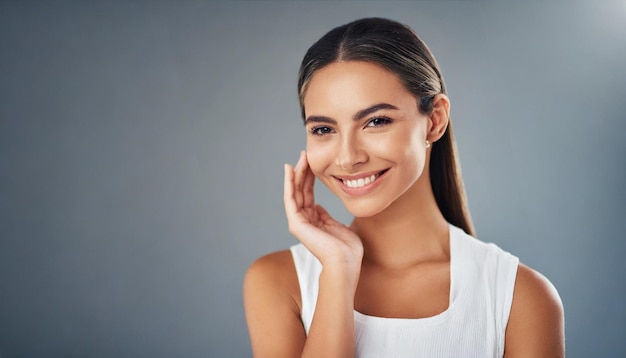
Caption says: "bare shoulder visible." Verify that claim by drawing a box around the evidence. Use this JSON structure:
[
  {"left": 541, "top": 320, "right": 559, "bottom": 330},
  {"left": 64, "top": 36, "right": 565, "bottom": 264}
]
[
  {"left": 244, "top": 250, "right": 300, "bottom": 305},
  {"left": 505, "top": 263, "right": 565, "bottom": 357},
  {"left": 243, "top": 250, "right": 305, "bottom": 357},
  {"left": 243, "top": 249, "right": 301, "bottom": 314}
]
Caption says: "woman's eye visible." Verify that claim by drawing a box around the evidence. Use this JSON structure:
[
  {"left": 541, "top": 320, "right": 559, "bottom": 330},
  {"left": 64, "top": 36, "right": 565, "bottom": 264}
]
[
  {"left": 366, "top": 117, "right": 392, "bottom": 127},
  {"left": 310, "top": 126, "right": 334, "bottom": 136}
]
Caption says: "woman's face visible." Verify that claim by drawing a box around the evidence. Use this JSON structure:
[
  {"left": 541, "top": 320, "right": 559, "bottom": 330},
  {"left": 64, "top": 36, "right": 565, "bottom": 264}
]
[{"left": 303, "top": 61, "right": 431, "bottom": 218}]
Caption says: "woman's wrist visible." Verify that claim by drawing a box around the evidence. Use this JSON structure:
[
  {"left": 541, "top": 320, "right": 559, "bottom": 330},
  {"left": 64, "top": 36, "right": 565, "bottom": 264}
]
[{"left": 319, "top": 261, "right": 362, "bottom": 293}]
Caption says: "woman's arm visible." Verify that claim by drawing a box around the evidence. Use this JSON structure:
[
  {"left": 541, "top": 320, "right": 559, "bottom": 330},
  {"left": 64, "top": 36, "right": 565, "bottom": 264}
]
[
  {"left": 243, "top": 251, "right": 360, "bottom": 358},
  {"left": 504, "top": 264, "right": 565, "bottom": 357},
  {"left": 243, "top": 251, "right": 306, "bottom": 357},
  {"left": 244, "top": 151, "right": 363, "bottom": 357}
]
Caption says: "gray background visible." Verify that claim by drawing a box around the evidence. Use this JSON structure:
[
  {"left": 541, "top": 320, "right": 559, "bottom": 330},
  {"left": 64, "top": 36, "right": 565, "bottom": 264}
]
[{"left": 1, "top": 0, "right": 625, "bottom": 357}]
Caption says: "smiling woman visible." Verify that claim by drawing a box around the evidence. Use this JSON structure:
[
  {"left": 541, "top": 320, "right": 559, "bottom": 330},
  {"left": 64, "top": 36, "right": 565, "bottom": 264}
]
[
  {"left": 243, "top": 17, "right": 564, "bottom": 358},
  {"left": 303, "top": 61, "right": 436, "bottom": 218}
]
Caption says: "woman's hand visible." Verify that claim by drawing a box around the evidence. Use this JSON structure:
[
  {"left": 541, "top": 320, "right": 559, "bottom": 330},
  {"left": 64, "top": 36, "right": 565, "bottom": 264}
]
[
  {"left": 282, "top": 151, "right": 362, "bottom": 357},
  {"left": 284, "top": 151, "right": 363, "bottom": 274}
]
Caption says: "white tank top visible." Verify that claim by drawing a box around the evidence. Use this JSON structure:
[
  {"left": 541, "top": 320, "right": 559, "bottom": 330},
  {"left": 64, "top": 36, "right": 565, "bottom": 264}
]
[{"left": 290, "top": 224, "right": 519, "bottom": 358}]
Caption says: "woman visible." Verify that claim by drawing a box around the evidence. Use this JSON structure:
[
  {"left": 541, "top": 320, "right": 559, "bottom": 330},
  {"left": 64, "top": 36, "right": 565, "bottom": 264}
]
[{"left": 244, "top": 17, "right": 564, "bottom": 357}]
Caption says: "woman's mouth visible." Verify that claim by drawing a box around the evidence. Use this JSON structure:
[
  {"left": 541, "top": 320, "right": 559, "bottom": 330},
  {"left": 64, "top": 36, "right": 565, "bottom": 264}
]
[
  {"left": 343, "top": 174, "right": 377, "bottom": 189},
  {"left": 334, "top": 169, "right": 389, "bottom": 193}
]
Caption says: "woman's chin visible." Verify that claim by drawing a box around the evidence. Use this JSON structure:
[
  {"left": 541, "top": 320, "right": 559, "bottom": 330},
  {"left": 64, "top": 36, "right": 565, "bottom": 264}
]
[{"left": 342, "top": 200, "right": 388, "bottom": 218}]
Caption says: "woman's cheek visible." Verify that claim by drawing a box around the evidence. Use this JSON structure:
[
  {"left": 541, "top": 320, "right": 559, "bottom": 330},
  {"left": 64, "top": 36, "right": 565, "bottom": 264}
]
[{"left": 305, "top": 144, "right": 327, "bottom": 177}]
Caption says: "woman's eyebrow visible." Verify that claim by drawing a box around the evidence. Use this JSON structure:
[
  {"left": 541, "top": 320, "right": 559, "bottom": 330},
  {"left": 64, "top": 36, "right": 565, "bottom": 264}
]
[
  {"left": 304, "top": 116, "right": 336, "bottom": 125},
  {"left": 305, "top": 103, "right": 399, "bottom": 125},
  {"left": 353, "top": 103, "right": 398, "bottom": 121}
]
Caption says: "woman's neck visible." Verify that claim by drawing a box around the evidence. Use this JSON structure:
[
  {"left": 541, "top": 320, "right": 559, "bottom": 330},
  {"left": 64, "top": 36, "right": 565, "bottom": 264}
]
[{"left": 349, "top": 175, "right": 450, "bottom": 270}]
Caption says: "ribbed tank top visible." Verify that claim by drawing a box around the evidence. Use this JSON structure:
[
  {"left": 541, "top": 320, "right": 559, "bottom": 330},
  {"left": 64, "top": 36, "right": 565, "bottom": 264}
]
[{"left": 289, "top": 224, "right": 519, "bottom": 358}]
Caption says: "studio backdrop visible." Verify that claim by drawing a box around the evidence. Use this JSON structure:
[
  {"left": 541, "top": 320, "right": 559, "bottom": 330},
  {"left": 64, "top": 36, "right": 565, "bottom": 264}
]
[{"left": 1, "top": 1, "right": 625, "bottom": 357}]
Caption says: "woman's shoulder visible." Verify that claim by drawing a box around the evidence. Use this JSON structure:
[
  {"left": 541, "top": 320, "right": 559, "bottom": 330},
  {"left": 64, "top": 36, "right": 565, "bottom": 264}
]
[
  {"left": 243, "top": 249, "right": 303, "bottom": 337},
  {"left": 243, "top": 249, "right": 308, "bottom": 355},
  {"left": 453, "top": 226, "right": 564, "bottom": 355},
  {"left": 505, "top": 263, "right": 565, "bottom": 356},
  {"left": 508, "top": 263, "right": 565, "bottom": 334},
  {"left": 244, "top": 249, "right": 299, "bottom": 294},
  {"left": 457, "top": 227, "right": 563, "bottom": 326}
]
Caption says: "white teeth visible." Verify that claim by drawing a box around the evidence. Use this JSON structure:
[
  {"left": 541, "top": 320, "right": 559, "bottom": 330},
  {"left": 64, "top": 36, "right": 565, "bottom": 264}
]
[{"left": 343, "top": 174, "right": 377, "bottom": 189}]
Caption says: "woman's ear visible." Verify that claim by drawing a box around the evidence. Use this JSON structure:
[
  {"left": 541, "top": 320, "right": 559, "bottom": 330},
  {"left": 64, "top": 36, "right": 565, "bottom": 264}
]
[{"left": 427, "top": 94, "right": 450, "bottom": 143}]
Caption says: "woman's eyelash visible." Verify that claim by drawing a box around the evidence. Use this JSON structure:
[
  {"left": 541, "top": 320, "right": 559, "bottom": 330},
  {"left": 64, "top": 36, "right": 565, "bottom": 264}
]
[
  {"left": 366, "top": 116, "right": 392, "bottom": 127},
  {"left": 309, "top": 117, "right": 392, "bottom": 136},
  {"left": 309, "top": 126, "right": 334, "bottom": 136}
]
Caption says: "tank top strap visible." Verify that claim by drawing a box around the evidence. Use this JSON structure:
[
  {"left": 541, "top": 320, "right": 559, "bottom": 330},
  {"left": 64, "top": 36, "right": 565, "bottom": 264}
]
[{"left": 289, "top": 243, "right": 321, "bottom": 334}]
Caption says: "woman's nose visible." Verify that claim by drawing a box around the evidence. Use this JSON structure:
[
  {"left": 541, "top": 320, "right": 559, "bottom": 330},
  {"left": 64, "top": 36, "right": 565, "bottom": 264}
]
[{"left": 335, "top": 135, "right": 367, "bottom": 171}]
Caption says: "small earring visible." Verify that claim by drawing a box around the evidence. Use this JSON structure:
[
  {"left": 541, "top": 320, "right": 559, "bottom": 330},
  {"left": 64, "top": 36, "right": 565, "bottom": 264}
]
[{"left": 425, "top": 140, "right": 431, "bottom": 148}]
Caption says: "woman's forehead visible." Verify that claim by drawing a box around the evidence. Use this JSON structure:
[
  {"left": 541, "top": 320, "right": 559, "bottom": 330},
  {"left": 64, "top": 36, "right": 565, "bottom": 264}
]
[{"left": 303, "top": 61, "right": 415, "bottom": 118}]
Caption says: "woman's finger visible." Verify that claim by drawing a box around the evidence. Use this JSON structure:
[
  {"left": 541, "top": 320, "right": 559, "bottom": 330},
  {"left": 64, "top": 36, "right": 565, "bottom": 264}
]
[
  {"left": 283, "top": 163, "right": 298, "bottom": 219},
  {"left": 315, "top": 204, "right": 336, "bottom": 224},
  {"left": 302, "top": 153, "right": 315, "bottom": 209},
  {"left": 293, "top": 151, "right": 306, "bottom": 208}
]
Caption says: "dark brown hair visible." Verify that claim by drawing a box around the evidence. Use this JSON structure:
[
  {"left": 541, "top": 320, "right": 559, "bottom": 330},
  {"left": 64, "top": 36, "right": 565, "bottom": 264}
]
[{"left": 297, "top": 17, "right": 475, "bottom": 236}]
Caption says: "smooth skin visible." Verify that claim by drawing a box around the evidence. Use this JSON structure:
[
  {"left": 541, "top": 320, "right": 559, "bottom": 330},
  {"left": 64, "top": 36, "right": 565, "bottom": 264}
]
[{"left": 243, "top": 61, "right": 564, "bottom": 357}]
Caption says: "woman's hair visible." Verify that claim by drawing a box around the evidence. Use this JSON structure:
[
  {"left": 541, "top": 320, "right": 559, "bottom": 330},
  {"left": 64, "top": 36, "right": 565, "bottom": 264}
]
[{"left": 297, "top": 17, "right": 475, "bottom": 236}]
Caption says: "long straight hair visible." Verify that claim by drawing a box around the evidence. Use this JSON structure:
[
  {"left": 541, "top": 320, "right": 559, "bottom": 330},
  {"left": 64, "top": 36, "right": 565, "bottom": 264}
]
[{"left": 297, "top": 17, "right": 475, "bottom": 236}]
